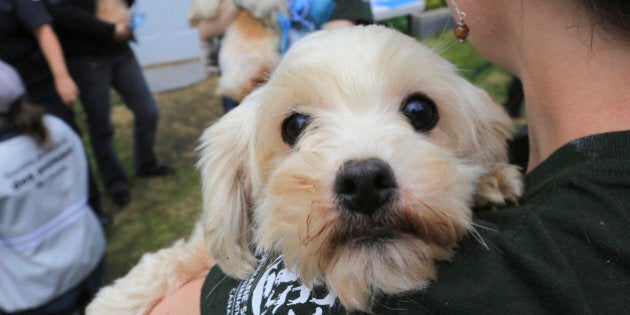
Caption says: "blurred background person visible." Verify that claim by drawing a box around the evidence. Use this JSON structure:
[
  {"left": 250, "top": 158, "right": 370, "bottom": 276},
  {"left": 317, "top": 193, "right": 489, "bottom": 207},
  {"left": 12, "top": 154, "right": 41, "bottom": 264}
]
[
  {"left": 44, "top": 0, "right": 175, "bottom": 207},
  {"left": 188, "top": 0, "right": 374, "bottom": 114},
  {"left": 0, "top": 0, "right": 110, "bottom": 225},
  {"left": 0, "top": 60, "right": 105, "bottom": 315}
]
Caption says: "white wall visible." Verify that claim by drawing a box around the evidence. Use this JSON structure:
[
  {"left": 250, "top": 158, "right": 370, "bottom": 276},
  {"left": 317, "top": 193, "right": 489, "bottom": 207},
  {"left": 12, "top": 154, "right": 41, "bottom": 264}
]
[{"left": 129, "top": 0, "right": 206, "bottom": 91}]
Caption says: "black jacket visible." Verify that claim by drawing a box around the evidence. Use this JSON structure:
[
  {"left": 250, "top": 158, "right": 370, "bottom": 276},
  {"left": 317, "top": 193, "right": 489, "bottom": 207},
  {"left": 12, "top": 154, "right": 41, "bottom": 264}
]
[{"left": 44, "top": 0, "right": 134, "bottom": 56}]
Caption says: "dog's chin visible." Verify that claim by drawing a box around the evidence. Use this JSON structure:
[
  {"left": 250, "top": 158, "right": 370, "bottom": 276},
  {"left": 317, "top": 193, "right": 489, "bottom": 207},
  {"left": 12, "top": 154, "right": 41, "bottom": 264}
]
[
  {"left": 331, "top": 203, "right": 462, "bottom": 250},
  {"left": 310, "top": 205, "right": 461, "bottom": 312},
  {"left": 323, "top": 233, "right": 449, "bottom": 312},
  {"left": 259, "top": 163, "right": 474, "bottom": 312},
  {"left": 349, "top": 227, "right": 400, "bottom": 245}
]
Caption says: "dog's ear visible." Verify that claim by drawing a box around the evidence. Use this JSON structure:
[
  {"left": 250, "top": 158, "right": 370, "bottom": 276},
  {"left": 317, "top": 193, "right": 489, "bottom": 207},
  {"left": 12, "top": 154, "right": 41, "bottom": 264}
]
[
  {"left": 448, "top": 78, "right": 523, "bottom": 206},
  {"left": 196, "top": 93, "right": 261, "bottom": 279},
  {"left": 452, "top": 78, "right": 515, "bottom": 166}
]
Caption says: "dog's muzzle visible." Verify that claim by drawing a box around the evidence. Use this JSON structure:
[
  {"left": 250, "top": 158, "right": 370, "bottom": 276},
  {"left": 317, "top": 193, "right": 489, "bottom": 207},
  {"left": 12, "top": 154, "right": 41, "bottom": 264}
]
[{"left": 334, "top": 157, "right": 397, "bottom": 215}]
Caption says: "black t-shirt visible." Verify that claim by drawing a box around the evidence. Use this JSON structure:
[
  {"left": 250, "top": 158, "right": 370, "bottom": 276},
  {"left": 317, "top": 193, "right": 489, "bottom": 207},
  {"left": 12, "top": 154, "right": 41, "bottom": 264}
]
[
  {"left": 329, "top": 0, "right": 373, "bottom": 24},
  {"left": 43, "top": 0, "right": 133, "bottom": 56},
  {"left": 201, "top": 130, "right": 630, "bottom": 314},
  {"left": 0, "top": 0, "right": 51, "bottom": 63}
]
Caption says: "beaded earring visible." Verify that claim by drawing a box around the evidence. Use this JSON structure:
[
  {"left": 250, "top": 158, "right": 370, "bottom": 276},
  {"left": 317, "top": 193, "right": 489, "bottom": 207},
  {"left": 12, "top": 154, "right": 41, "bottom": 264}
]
[{"left": 450, "top": 0, "right": 470, "bottom": 41}]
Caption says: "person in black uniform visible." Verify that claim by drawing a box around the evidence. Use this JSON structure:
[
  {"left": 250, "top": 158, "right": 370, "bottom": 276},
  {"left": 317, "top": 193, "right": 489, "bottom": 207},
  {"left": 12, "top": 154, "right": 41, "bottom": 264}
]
[
  {"left": 44, "top": 0, "right": 175, "bottom": 207},
  {"left": 0, "top": 0, "right": 77, "bottom": 122},
  {"left": 0, "top": 0, "right": 110, "bottom": 226}
]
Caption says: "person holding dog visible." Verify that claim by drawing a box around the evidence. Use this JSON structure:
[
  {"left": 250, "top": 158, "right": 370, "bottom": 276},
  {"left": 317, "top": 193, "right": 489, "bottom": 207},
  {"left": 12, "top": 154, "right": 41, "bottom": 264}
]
[
  {"left": 150, "top": 0, "right": 630, "bottom": 313},
  {"left": 188, "top": 0, "right": 374, "bottom": 113},
  {"left": 43, "top": 0, "right": 175, "bottom": 207},
  {"left": 0, "top": 60, "right": 106, "bottom": 315}
]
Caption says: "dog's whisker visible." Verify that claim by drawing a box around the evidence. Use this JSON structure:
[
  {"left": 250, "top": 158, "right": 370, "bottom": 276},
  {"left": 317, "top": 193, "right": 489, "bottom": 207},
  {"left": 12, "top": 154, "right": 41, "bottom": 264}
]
[
  {"left": 468, "top": 226, "right": 489, "bottom": 250},
  {"left": 470, "top": 220, "right": 497, "bottom": 232},
  {"left": 427, "top": 35, "right": 461, "bottom": 55},
  {"left": 467, "top": 221, "right": 499, "bottom": 250},
  {"left": 299, "top": 213, "right": 312, "bottom": 246},
  {"left": 303, "top": 202, "right": 335, "bottom": 245}
]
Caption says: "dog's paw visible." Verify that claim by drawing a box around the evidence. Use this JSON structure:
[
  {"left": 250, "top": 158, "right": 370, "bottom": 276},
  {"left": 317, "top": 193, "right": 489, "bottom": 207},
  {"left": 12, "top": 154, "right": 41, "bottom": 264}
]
[{"left": 474, "top": 164, "right": 523, "bottom": 209}]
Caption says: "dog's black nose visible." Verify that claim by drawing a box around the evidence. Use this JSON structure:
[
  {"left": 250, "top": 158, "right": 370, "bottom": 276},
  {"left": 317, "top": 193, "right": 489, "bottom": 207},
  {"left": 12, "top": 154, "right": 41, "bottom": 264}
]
[{"left": 334, "top": 158, "right": 397, "bottom": 215}]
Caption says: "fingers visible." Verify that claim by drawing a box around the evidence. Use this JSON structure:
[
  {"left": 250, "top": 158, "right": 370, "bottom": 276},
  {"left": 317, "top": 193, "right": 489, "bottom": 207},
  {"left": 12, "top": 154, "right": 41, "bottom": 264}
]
[
  {"left": 114, "top": 21, "right": 132, "bottom": 41},
  {"left": 55, "top": 76, "right": 79, "bottom": 105}
]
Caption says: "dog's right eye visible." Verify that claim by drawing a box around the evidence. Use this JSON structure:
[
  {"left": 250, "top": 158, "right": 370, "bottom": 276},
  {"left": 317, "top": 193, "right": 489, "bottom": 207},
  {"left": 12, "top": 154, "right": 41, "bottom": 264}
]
[
  {"left": 401, "top": 93, "right": 439, "bottom": 132},
  {"left": 282, "top": 112, "right": 311, "bottom": 146}
]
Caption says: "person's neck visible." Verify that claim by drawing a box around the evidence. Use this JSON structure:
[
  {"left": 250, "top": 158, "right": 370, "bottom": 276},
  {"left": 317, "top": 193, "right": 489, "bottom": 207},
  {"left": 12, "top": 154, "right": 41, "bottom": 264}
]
[{"left": 517, "top": 28, "right": 630, "bottom": 173}]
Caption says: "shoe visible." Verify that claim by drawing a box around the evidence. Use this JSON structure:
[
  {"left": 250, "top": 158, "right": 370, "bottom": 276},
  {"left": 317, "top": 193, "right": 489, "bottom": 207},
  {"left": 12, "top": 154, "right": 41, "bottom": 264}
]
[
  {"left": 109, "top": 182, "right": 132, "bottom": 207},
  {"left": 136, "top": 163, "right": 176, "bottom": 178}
]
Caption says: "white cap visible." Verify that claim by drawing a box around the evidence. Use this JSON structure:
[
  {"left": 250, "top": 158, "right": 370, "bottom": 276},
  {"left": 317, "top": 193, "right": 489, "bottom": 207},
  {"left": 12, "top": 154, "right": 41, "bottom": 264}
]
[{"left": 0, "top": 60, "right": 26, "bottom": 113}]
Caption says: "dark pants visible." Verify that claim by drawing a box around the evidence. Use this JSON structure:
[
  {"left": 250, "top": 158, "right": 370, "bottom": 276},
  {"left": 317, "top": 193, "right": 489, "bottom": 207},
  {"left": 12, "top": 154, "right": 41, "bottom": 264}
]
[
  {"left": 0, "top": 259, "right": 104, "bottom": 315},
  {"left": 221, "top": 97, "right": 239, "bottom": 113},
  {"left": 67, "top": 46, "right": 159, "bottom": 194},
  {"left": 14, "top": 54, "right": 103, "bottom": 215}
]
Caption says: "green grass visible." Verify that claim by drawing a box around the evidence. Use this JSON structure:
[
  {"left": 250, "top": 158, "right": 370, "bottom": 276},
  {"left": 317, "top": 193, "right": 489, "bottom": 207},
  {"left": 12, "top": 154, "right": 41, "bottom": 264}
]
[
  {"left": 422, "top": 31, "right": 512, "bottom": 104},
  {"left": 94, "top": 31, "right": 511, "bottom": 285},
  {"left": 76, "top": 76, "right": 223, "bottom": 284}
]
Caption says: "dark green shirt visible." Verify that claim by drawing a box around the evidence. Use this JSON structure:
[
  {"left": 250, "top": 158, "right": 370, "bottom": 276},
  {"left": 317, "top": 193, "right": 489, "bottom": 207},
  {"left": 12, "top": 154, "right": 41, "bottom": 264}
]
[
  {"left": 330, "top": 0, "right": 373, "bottom": 23},
  {"left": 201, "top": 130, "right": 630, "bottom": 314}
]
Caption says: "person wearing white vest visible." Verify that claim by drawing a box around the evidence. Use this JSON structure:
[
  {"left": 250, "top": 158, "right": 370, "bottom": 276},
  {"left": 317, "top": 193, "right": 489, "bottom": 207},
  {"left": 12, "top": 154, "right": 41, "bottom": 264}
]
[{"left": 0, "top": 60, "right": 105, "bottom": 314}]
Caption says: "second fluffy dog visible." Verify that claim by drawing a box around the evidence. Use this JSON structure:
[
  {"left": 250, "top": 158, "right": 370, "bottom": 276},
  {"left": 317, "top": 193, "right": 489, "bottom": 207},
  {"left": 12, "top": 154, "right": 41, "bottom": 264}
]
[{"left": 87, "top": 25, "right": 522, "bottom": 314}]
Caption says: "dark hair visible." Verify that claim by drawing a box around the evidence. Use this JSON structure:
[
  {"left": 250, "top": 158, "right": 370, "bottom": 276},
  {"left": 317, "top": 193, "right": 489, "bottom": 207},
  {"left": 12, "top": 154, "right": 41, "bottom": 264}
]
[
  {"left": 579, "top": 0, "right": 630, "bottom": 41},
  {"left": 5, "top": 99, "right": 49, "bottom": 145}
]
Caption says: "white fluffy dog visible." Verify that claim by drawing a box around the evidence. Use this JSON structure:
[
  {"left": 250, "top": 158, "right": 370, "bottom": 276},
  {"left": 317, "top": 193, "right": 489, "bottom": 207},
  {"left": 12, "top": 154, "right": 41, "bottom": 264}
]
[{"left": 87, "top": 25, "right": 522, "bottom": 314}]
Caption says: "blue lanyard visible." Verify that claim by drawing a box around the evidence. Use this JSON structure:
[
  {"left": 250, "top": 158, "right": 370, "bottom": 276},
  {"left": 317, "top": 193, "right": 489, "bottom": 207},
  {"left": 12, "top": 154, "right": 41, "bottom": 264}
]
[{"left": 277, "top": 0, "right": 336, "bottom": 54}]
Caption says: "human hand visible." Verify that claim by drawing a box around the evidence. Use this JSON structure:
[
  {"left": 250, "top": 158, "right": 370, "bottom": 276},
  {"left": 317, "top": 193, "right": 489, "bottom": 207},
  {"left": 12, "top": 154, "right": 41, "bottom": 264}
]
[
  {"left": 54, "top": 74, "right": 79, "bottom": 105},
  {"left": 114, "top": 21, "right": 131, "bottom": 41}
]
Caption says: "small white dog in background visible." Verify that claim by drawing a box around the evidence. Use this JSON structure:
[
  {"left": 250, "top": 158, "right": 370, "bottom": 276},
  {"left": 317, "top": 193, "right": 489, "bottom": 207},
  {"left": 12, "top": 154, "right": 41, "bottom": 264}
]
[
  {"left": 188, "top": 0, "right": 284, "bottom": 102},
  {"left": 87, "top": 25, "right": 522, "bottom": 314}
]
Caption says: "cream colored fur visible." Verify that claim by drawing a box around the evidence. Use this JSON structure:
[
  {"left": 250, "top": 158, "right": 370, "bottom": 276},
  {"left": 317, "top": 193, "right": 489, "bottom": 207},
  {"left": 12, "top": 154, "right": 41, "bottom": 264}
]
[
  {"left": 96, "top": 0, "right": 130, "bottom": 24},
  {"left": 87, "top": 25, "right": 522, "bottom": 314},
  {"left": 188, "top": 0, "right": 222, "bottom": 26},
  {"left": 188, "top": 0, "right": 284, "bottom": 102},
  {"left": 215, "top": 11, "right": 280, "bottom": 101},
  {"left": 189, "top": 0, "right": 286, "bottom": 26},
  {"left": 86, "top": 224, "right": 212, "bottom": 314},
  {"left": 233, "top": 0, "right": 287, "bottom": 27}
]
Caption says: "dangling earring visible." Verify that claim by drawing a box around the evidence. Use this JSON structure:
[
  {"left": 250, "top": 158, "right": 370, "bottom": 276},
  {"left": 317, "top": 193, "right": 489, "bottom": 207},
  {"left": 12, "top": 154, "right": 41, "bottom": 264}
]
[{"left": 450, "top": 0, "right": 469, "bottom": 41}]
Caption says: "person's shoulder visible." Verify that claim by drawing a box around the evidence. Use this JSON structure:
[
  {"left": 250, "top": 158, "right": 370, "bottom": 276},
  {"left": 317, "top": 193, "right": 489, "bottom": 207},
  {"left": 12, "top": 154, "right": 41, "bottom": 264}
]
[
  {"left": 43, "top": 114, "right": 80, "bottom": 140},
  {"left": 13, "top": 0, "right": 53, "bottom": 29},
  {"left": 43, "top": 114, "right": 67, "bottom": 130}
]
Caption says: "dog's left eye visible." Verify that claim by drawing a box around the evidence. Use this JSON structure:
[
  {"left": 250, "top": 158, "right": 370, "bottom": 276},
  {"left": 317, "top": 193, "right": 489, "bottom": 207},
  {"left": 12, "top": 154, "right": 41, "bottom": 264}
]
[
  {"left": 282, "top": 112, "right": 311, "bottom": 146},
  {"left": 401, "top": 93, "right": 439, "bottom": 132}
]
